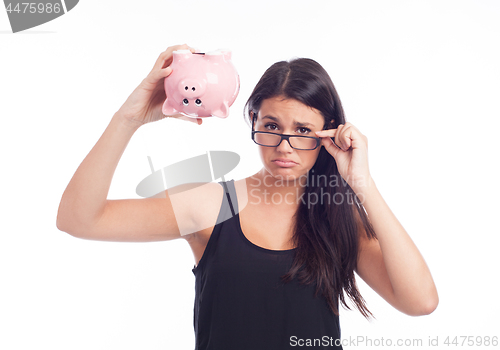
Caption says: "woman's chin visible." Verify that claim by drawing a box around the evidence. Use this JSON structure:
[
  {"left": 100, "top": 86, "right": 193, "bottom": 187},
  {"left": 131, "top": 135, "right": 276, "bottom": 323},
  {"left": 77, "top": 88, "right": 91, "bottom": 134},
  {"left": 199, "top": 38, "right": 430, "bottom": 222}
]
[{"left": 269, "top": 168, "right": 307, "bottom": 182}]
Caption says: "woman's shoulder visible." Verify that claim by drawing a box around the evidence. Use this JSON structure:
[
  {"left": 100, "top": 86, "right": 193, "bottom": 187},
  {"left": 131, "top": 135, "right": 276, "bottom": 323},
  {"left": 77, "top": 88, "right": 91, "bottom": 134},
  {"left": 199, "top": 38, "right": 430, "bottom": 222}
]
[
  {"left": 182, "top": 179, "right": 246, "bottom": 246},
  {"left": 233, "top": 178, "right": 250, "bottom": 213},
  {"left": 182, "top": 177, "right": 249, "bottom": 219},
  {"left": 165, "top": 181, "right": 226, "bottom": 238}
]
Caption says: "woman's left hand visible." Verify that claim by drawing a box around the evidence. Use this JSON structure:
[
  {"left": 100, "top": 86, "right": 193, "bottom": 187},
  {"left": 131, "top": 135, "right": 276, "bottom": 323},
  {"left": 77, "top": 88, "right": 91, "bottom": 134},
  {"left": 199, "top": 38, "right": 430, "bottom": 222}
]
[{"left": 315, "top": 122, "right": 372, "bottom": 194}]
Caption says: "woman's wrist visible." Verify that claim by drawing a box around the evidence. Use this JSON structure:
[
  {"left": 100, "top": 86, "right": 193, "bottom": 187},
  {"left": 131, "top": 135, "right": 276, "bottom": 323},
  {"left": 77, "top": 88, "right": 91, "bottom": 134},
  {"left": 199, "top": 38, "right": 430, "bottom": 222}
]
[
  {"left": 112, "top": 110, "right": 143, "bottom": 133},
  {"left": 351, "top": 175, "right": 377, "bottom": 201}
]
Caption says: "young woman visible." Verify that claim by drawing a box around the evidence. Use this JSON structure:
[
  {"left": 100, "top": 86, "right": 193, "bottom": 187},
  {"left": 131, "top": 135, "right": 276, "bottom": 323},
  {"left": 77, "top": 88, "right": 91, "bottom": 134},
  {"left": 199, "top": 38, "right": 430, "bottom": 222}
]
[{"left": 57, "top": 43, "right": 438, "bottom": 350}]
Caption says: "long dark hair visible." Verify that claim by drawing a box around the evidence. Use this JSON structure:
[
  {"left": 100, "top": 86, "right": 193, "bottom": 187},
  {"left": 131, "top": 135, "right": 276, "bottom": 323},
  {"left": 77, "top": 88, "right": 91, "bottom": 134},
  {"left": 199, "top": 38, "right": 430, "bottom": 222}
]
[{"left": 244, "top": 58, "right": 377, "bottom": 318}]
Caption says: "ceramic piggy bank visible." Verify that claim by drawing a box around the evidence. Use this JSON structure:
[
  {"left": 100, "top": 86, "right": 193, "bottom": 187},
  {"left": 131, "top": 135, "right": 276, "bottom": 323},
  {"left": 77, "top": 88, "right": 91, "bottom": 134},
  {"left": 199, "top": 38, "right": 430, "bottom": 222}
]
[{"left": 162, "top": 49, "right": 240, "bottom": 119}]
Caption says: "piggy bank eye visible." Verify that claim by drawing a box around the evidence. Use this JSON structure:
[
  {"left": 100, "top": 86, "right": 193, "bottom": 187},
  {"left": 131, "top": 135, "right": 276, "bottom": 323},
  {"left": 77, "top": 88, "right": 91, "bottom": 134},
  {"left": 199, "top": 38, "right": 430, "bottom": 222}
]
[
  {"left": 195, "top": 99, "right": 202, "bottom": 107},
  {"left": 183, "top": 99, "right": 189, "bottom": 106}
]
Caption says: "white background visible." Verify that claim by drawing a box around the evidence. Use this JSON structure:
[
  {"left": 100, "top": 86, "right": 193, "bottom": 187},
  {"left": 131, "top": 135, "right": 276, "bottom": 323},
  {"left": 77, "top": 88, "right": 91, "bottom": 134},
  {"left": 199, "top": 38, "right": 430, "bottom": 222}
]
[{"left": 1, "top": 1, "right": 499, "bottom": 349}]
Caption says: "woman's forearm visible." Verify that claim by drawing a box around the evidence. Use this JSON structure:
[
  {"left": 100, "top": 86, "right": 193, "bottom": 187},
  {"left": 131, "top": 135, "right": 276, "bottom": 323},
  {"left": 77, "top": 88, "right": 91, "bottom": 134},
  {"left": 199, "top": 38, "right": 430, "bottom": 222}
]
[
  {"left": 357, "top": 177, "right": 439, "bottom": 314},
  {"left": 56, "top": 112, "right": 141, "bottom": 233}
]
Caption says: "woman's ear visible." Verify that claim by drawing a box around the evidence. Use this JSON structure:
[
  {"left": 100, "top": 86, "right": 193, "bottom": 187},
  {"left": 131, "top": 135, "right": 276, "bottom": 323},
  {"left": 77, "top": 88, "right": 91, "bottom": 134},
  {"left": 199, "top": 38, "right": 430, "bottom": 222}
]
[{"left": 322, "top": 119, "right": 335, "bottom": 132}]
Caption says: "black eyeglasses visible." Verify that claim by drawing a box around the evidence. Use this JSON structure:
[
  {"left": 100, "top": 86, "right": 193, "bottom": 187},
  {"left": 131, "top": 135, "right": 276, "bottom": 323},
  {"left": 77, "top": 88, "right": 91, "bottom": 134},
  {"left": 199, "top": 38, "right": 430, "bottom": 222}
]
[
  {"left": 252, "top": 130, "right": 322, "bottom": 150},
  {"left": 251, "top": 116, "right": 322, "bottom": 151}
]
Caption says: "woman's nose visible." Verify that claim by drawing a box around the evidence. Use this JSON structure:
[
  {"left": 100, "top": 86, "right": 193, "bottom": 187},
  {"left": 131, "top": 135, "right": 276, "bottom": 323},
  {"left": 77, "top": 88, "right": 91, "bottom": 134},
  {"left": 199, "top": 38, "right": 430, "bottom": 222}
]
[{"left": 276, "top": 138, "right": 294, "bottom": 152}]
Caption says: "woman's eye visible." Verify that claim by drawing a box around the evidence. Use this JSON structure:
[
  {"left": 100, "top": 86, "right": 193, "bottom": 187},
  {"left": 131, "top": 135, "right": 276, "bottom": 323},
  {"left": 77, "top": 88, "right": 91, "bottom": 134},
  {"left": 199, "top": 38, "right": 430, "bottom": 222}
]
[
  {"left": 298, "top": 127, "right": 311, "bottom": 134},
  {"left": 264, "top": 123, "right": 277, "bottom": 130}
]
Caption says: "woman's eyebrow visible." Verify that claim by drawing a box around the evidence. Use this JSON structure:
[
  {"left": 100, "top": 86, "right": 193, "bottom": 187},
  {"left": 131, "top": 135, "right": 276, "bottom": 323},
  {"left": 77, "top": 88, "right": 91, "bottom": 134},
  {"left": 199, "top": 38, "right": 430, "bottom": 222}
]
[{"left": 262, "top": 115, "right": 314, "bottom": 127}]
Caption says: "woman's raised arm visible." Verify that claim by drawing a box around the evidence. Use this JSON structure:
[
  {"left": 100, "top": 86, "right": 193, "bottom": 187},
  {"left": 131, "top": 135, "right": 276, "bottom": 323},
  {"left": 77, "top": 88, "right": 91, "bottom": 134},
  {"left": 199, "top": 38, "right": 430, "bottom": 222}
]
[{"left": 56, "top": 44, "right": 209, "bottom": 242}]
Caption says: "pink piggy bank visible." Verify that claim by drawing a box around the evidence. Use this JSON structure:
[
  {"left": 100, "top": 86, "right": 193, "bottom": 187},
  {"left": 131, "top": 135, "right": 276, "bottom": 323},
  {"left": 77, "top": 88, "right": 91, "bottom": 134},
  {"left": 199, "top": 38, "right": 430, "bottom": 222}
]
[{"left": 162, "top": 49, "right": 240, "bottom": 119}]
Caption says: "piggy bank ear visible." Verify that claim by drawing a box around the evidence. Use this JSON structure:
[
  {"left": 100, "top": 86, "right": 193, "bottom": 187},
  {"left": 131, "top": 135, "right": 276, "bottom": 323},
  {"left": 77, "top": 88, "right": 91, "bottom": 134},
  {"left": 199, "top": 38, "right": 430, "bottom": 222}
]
[
  {"left": 162, "top": 98, "right": 179, "bottom": 116},
  {"left": 212, "top": 102, "right": 229, "bottom": 118}
]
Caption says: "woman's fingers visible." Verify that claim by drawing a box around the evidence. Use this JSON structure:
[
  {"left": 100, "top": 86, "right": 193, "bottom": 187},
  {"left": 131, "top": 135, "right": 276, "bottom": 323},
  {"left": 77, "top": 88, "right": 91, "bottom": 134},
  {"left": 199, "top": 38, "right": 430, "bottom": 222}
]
[
  {"left": 144, "top": 44, "right": 196, "bottom": 88},
  {"left": 152, "top": 66, "right": 173, "bottom": 82},
  {"left": 340, "top": 122, "right": 366, "bottom": 150},
  {"left": 330, "top": 137, "right": 343, "bottom": 150},
  {"left": 315, "top": 125, "right": 354, "bottom": 151},
  {"left": 338, "top": 124, "right": 352, "bottom": 151},
  {"left": 152, "top": 44, "right": 195, "bottom": 72},
  {"left": 316, "top": 128, "right": 342, "bottom": 150},
  {"left": 139, "top": 66, "right": 171, "bottom": 92}
]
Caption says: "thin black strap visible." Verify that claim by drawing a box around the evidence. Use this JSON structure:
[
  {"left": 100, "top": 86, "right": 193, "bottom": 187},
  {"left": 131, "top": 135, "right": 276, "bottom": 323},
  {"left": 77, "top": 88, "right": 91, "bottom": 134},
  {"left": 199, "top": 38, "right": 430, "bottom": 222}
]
[
  {"left": 220, "top": 180, "right": 236, "bottom": 217},
  {"left": 226, "top": 180, "right": 239, "bottom": 214}
]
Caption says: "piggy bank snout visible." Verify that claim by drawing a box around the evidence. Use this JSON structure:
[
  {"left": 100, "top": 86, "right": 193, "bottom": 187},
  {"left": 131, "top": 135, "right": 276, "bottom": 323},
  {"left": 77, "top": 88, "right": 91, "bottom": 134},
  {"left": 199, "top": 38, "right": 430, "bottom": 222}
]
[{"left": 179, "top": 79, "right": 206, "bottom": 97}]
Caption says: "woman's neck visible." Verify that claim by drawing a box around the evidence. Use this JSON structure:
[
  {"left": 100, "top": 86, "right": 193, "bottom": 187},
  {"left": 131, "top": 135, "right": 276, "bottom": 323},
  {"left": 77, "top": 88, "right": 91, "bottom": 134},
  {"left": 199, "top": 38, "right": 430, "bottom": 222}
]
[{"left": 246, "top": 169, "right": 307, "bottom": 209}]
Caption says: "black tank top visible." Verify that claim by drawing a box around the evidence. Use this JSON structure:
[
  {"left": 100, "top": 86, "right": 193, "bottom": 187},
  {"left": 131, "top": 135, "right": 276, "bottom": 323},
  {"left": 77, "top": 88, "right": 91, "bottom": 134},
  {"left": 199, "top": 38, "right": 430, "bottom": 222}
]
[{"left": 192, "top": 179, "right": 342, "bottom": 349}]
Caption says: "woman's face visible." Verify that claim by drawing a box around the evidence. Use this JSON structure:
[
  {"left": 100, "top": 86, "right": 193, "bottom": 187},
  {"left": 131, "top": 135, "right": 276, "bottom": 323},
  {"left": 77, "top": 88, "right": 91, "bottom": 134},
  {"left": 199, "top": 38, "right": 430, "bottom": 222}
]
[{"left": 253, "top": 96, "right": 325, "bottom": 183}]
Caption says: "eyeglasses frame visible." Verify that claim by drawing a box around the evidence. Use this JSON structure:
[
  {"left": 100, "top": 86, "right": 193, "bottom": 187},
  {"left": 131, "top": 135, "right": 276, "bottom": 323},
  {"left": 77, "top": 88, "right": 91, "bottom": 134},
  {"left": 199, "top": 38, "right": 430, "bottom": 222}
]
[{"left": 251, "top": 114, "right": 322, "bottom": 151}]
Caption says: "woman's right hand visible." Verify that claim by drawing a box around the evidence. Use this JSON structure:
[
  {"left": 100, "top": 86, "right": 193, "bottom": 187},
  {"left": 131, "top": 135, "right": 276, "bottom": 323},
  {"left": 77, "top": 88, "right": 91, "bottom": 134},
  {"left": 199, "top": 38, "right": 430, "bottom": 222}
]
[{"left": 116, "top": 44, "right": 203, "bottom": 127}]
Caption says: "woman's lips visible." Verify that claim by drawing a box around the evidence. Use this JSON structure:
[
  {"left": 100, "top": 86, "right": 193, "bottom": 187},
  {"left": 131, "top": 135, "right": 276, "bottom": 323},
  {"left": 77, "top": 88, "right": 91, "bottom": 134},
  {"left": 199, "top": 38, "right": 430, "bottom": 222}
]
[{"left": 272, "top": 159, "right": 298, "bottom": 167}]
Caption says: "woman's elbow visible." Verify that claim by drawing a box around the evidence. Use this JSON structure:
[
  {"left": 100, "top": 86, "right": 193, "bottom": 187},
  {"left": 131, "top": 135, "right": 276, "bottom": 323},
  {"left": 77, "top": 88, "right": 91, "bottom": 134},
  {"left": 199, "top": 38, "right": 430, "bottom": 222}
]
[
  {"left": 421, "top": 293, "right": 439, "bottom": 315},
  {"left": 403, "top": 293, "right": 439, "bottom": 316},
  {"left": 56, "top": 211, "right": 90, "bottom": 239},
  {"left": 56, "top": 212, "right": 70, "bottom": 234},
  {"left": 56, "top": 217, "right": 79, "bottom": 237}
]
